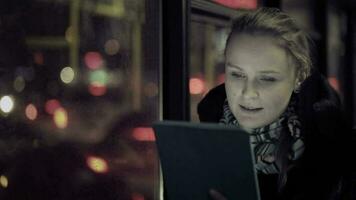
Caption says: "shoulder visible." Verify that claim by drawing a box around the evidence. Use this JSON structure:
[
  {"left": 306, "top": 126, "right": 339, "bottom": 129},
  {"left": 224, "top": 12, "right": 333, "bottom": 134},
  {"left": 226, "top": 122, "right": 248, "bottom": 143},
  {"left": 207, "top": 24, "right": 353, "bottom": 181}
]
[
  {"left": 297, "top": 72, "right": 352, "bottom": 173},
  {"left": 296, "top": 71, "right": 349, "bottom": 138},
  {"left": 197, "top": 84, "right": 226, "bottom": 122}
]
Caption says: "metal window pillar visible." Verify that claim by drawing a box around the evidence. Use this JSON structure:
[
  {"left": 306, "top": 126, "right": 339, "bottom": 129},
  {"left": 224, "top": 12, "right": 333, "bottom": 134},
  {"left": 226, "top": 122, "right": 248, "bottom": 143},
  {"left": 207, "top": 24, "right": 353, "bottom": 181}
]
[
  {"left": 345, "top": 10, "right": 355, "bottom": 127},
  {"left": 162, "top": 0, "right": 190, "bottom": 121}
]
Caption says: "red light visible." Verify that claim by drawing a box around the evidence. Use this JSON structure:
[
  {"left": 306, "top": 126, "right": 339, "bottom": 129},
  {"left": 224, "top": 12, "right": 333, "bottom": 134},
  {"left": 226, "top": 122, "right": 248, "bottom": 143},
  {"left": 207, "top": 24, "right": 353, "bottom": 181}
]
[
  {"left": 132, "top": 193, "right": 145, "bottom": 200},
  {"left": 132, "top": 127, "right": 156, "bottom": 142},
  {"left": 84, "top": 52, "right": 103, "bottom": 70},
  {"left": 88, "top": 82, "right": 107, "bottom": 96},
  {"left": 33, "top": 52, "right": 44, "bottom": 65},
  {"left": 189, "top": 78, "right": 205, "bottom": 95},
  {"left": 328, "top": 76, "right": 340, "bottom": 93},
  {"left": 45, "top": 99, "right": 61, "bottom": 115},
  {"left": 213, "top": 0, "right": 257, "bottom": 9}
]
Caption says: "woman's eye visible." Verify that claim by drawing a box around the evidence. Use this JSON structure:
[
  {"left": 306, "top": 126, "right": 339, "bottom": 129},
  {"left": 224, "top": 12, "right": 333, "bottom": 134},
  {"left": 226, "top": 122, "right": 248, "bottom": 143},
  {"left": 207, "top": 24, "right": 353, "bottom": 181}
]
[
  {"left": 231, "top": 72, "right": 245, "bottom": 78},
  {"left": 260, "top": 77, "right": 277, "bottom": 82}
]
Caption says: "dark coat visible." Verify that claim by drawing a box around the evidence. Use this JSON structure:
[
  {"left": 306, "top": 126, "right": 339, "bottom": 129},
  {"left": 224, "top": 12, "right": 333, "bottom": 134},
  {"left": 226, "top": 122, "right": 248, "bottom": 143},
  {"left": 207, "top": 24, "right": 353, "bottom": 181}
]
[{"left": 197, "top": 72, "right": 354, "bottom": 200}]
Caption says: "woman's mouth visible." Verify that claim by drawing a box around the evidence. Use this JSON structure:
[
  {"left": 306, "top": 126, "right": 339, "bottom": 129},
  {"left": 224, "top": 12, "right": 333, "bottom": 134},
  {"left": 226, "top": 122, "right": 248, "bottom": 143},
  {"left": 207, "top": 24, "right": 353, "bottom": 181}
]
[{"left": 239, "top": 105, "right": 263, "bottom": 113}]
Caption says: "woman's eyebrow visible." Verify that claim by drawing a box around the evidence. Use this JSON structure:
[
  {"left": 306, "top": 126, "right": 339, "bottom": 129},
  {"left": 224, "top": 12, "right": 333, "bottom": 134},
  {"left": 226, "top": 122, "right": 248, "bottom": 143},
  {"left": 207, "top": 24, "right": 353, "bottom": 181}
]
[
  {"left": 226, "top": 62, "right": 243, "bottom": 70},
  {"left": 259, "top": 70, "right": 281, "bottom": 74},
  {"left": 227, "top": 63, "right": 281, "bottom": 74}
]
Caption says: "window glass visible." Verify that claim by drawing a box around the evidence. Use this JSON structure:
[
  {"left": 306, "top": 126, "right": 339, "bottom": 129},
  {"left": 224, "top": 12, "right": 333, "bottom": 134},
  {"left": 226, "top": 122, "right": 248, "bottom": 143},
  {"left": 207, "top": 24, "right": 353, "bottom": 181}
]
[
  {"left": 210, "top": 0, "right": 258, "bottom": 9},
  {"left": 189, "top": 18, "right": 230, "bottom": 122},
  {"left": 0, "top": 0, "right": 160, "bottom": 199}
]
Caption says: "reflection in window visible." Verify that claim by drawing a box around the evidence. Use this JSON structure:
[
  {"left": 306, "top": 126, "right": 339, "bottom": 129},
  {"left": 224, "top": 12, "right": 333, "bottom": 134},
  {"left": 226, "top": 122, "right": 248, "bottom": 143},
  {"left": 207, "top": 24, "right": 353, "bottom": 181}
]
[
  {"left": 190, "top": 19, "right": 230, "bottom": 121},
  {"left": 0, "top": 0, "right": 159, "bottom": 199},
  {"left": 210, "top": 0, "right": 257, "bottom": 9}
]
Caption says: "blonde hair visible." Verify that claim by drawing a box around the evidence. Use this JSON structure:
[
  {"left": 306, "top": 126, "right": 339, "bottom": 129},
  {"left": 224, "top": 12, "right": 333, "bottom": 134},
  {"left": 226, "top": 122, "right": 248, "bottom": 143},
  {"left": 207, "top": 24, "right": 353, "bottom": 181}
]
[{"left": 225, "top": 7, "right": 313, "bottom": 82}]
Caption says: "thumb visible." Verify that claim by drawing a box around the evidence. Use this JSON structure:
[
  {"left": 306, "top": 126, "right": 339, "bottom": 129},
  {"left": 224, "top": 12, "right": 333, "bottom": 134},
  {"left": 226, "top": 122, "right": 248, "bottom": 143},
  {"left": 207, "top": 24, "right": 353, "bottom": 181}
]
[{"left": 209, "top": 189, "right": 227, "bottom": 200}]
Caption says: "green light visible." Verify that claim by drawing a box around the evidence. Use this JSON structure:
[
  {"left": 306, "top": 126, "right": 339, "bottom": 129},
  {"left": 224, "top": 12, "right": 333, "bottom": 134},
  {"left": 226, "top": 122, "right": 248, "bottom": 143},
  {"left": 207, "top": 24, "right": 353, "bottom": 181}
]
[{"left": 89, "top": 69, "right": 108, "bottom": 85}]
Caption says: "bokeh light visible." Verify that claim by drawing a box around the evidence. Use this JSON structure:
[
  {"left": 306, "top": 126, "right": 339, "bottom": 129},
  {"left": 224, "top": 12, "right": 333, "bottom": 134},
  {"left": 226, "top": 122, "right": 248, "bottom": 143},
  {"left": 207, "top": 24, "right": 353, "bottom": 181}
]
[
  {"left": 213, "top": 0, "right": 257, "bottom": 9},
  {"left": 84, "top": 52, "right": 103, "bottom": 70},
  {"left": 89, "top": 69, "right": 108, "bottom": 85},
  {"left": 88, "top": 82, "right": 107, "bottom": 96},
  {"left": 328, "top": 76, "right": 340, "bottom": 93},
  {"left": 65, "top": 26, "right": 73, "bottom": 43},
  {"left": 25, "top": 104, "right": 38, "bottom": 121},
  {"left": 45, "top": 99, "right": 61, "bottom": 115},
  {"left": 60, "top": 66, "right": 75, "bottom": 84},
  {"left": 0, "top": 175, "right": 8, "bottom": 188},
  {"left": 132, "top": 193, "right": 145, "bottom": 200},
  {"left": 13, "top": 76, "right": 26, "bottom": 92},
  {"left": 0, "top": 96, "right": 14, "bottom": 113},
  {"left": 86, "top": 156, "right": 109, "bottom": 174},
  {"left": 33, "top": 52, "right": 44, "bottom": 65},
  {"left": 189, "top": 78, "right": 205, "bottom": 95},
  {"left": 104, "top": 39, "right": 120, "bottom": 55},
  {"left": 132, "top": 127, "right": 156, "bottom": 142},
  {"left": 53, "top": 107, "right": 68, "bottom": 129}
]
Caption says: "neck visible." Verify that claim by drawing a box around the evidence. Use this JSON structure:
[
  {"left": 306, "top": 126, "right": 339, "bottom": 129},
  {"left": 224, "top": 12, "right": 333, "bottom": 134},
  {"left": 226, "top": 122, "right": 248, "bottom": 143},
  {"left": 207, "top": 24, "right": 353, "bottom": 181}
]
[{"left": 241, "top": 127, "right": 254, "bottom": 134}]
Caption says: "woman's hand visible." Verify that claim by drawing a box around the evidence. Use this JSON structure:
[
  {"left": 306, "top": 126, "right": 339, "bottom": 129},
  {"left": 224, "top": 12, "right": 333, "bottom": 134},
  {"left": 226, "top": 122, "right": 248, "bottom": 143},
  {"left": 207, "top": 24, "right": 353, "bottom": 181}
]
[{"left": 209, "top": 189, "right": 227, "bottom": 200}]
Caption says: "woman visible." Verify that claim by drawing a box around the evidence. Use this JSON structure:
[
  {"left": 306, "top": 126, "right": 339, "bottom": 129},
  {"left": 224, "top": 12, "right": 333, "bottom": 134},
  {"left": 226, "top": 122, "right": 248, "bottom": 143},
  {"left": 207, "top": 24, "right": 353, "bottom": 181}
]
[{"left": 198, "top": 8, "right": 352, "bottom": 200}]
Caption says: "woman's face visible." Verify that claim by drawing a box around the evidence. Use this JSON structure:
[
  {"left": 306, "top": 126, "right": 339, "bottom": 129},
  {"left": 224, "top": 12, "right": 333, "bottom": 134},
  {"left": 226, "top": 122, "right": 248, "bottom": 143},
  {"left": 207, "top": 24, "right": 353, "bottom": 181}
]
[{"left": 225, "top": 34, "right": 299, "bottom": 131}]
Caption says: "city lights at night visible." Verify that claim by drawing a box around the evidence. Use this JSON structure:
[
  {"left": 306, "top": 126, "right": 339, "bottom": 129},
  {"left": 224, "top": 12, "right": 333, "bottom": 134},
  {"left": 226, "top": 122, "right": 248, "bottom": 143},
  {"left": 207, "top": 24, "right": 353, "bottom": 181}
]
[
  {"left": 25, "top": 104, "right": 38, "bottom": 121},
  {"left": 0, "top": 175, "right": 8, "bottom": 188},
  {"left": 13, "top": 76, "right": 26, "bottom": 92},
  {"left": 88, "top": 82, "right": 107, "bottom": 96},
  {"left": 132, "top": 127, "right": 156, "bottom": 142},
  {"left": 189, "top": 78, "right": 205, "bottom": 95},
  {"left": 86, "top": 156, "right": 109, "bottom": 174},
  {"left": 53, "top": 107, "right": 68, "bottom": 129},
  {"left": 60, "top": 67, "right": 75, "bottom": 84},
  {"left": 45, "top": 99, "right": 61, "bottom": 115},
  {"left": 0, "top": 96, "right": 15, "bottom": 114},
  {"left": 84, "top": 52, "right": 103, "bottom": 70}
]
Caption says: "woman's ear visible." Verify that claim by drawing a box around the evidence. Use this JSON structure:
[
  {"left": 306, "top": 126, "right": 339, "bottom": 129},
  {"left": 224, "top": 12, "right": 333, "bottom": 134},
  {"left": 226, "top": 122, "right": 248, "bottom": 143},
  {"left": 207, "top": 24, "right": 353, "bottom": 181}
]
[
  {"left": 294, "top": 81, "right": 301, "bottom": 93},
  {"left": 294, "top": 70, "right": 307, "bottom": 92}
]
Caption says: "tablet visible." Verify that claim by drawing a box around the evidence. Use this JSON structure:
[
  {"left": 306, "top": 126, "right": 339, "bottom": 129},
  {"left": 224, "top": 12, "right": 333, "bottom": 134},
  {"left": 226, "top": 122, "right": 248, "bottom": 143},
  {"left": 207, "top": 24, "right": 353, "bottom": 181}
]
[{"left": 153, "top": 121, "right": 260, "bottom": 200}]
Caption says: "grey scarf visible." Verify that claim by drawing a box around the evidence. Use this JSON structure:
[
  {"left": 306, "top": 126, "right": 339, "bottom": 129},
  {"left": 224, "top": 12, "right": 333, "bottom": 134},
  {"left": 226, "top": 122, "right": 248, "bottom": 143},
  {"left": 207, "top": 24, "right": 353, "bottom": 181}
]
[{"left": 219, "top": 97, "right": 305, "bottom": 174}]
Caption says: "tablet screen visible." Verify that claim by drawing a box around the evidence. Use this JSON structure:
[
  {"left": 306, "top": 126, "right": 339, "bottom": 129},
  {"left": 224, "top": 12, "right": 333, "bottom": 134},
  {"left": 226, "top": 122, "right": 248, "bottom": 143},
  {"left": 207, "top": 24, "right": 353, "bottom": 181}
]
[{"left": 153, "top": 121, "right": 261, "bottom": 200}]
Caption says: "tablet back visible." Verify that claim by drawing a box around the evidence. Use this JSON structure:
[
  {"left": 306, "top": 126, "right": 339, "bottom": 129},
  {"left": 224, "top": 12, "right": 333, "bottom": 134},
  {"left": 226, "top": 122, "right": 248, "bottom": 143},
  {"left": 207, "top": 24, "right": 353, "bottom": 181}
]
[{"left": 153, "top": 121, "right": 261, "bottom": 200}]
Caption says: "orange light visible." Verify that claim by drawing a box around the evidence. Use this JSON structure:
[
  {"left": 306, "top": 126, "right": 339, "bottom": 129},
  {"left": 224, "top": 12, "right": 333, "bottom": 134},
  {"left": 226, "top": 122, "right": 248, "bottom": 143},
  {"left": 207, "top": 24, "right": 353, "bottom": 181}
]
[
  {"left": 86, "top": 156, "right": 109, "bottom": 174},
  {"left": 328, "top": 76, "right": 340, "bottom": 93},
  {"left": 132, "top": 127, "right": 156, "bottom": 142},
  {"left": 25, "top": 104, "right": 38, "bottom": 120},
  {"left": 189, "top": 78, "right": 205, "bottom": 95},
  {"left": 53, "top": 107, "right": 68, "bottom": 129},
  {"left": 84, "top": 52, "right": 103, "bottom": 70},
  {"left": 45, "top": 99, "right": 61, "bottom": 115},
  {"left": 213, "top": 0, "right": 257, "bottom": 9},
  {"left": 132, "top": 193, "right": 145, "bottom": 200},
  {"left": 88, "top": 82, "right": 107, "bottom": 96},
  {"left": 33, "top": 52, "right": 44, "bottom": 65}
]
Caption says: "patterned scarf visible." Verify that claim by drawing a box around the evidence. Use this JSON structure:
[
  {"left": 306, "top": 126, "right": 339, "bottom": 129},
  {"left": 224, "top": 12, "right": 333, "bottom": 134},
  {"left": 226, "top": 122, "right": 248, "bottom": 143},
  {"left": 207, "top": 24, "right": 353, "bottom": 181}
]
[{"left": 219, "top": 95, "right": 305, "bottom": 174}]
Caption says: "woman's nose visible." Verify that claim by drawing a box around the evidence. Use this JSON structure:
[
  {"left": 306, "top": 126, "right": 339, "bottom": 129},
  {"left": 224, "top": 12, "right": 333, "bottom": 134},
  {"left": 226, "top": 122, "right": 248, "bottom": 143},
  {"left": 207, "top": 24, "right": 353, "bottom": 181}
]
[{"left": 242, "top": 81, "right": 259, "bottom": 99}]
